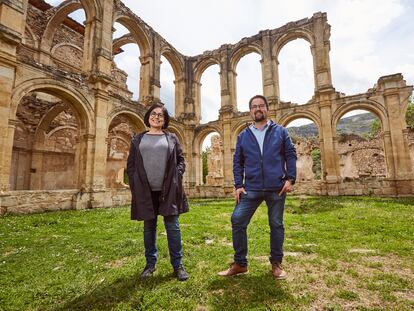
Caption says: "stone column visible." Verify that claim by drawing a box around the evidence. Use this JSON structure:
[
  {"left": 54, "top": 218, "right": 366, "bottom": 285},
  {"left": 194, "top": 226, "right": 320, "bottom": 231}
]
[
  {"left": 221, "top": 119, "right": 234, "bottom": 194},
  {"left": 261, "top": 30, "right": 279, "bottom": 108},
  {"left": 218, "top": 46, "right": 236, "bottom": 112},
  {"left": 381, "top": 75, "right": 414, "bottom": 180},
  {"left": 174, "top": 77, "right": 186, "bottom": 117},
  {"left": 91, "top": 89, "right": 109, "bottom": 190},
  {"left": 318, "top": 97, "right": 341, "bottom": 189},
  {"left": 381, "top": 131, "right": 395, "bottom": 179},
  {"left": 0, "top": 0, "right": 25, "bottom": 192},
  {"left": 310, "top": 12, "right": 334, "bottom": 93}
]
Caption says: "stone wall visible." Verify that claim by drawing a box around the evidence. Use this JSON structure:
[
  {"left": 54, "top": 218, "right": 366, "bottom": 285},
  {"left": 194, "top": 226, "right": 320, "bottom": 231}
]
[{"left": 0, "top": 188, "right": 132, "bottom": 215}]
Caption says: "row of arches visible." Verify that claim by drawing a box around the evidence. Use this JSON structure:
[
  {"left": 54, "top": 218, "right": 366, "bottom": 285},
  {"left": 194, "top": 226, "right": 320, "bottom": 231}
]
[
  {"left": 23, "top": 1, "right": 322, "bottom": 122},
  {"left": 9, "top": 73, "right": 413, "bottom": 196}
]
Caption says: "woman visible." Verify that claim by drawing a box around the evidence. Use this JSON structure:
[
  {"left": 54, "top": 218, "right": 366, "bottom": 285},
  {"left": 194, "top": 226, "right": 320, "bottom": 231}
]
[{"left": 127, "top": 103, "right": 189, "bottom": 281}]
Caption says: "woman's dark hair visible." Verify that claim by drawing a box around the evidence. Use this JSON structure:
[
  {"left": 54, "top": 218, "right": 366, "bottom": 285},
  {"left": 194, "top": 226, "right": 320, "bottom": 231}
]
[
  {"left": 144, "top": 102, "right": 170, "bottom": 129},
  {"left": 248, "top": 95, "right": 269, "bottom": 110}
]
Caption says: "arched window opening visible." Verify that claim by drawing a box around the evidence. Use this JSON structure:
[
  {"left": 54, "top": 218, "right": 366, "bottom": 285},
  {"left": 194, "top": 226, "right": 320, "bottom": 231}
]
[
  {"left": 10, "top": 92, "right": 82, "bottom": 190},
  {"left": 236, "top": 53, "right": 262, "bottom": 112},
  {"left": 50, "top": 8, "right": 87, "bottom": 71},
  {"left": 278, "top": 39, "right": 314, "bottom": 105},
  {"left": 286, "top": 118, "right": 320, "bottom": 181},
  {"left": 160, "top": 55, "right": 176, "bottom": 116},
  {"left": 201, "top": 132, "right": 223, "bottom": 186},
  {"left": 106, "top": 114, "right": 145, "bottom": 188},
  {"left": 336, "top": 110, "right": 385, "bottom": 179},
  {"left": 200, "top": 65, "right": 220, "bottom": 124},
  {"left": 112, "top": 22, "right": 141, "bottom": 101}
]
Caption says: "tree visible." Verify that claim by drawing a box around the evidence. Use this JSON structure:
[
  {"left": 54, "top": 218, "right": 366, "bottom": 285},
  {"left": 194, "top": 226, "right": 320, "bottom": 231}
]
[
  {"left": 311, "top": 148, "right": 321, "bottom": 180},
  {"left": 202, "top": 147, "right": 210, "bottom": 184},
  {"left": 364, "top": 118, "right": 381, "bottom": 140},
  {"left": 406, "top": 97, "right": 414, "bottom": 130}
]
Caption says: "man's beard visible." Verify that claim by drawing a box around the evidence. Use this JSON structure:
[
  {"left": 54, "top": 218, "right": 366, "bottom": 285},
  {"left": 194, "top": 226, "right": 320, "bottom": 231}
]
[{"left": 254, "top": 111, "right": 266, "bottom": 122}]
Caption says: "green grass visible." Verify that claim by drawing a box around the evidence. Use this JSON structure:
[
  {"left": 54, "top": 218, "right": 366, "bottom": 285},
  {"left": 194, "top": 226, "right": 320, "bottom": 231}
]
[{"left": 1, "top": 196, "right": 414, "bottom": 310}]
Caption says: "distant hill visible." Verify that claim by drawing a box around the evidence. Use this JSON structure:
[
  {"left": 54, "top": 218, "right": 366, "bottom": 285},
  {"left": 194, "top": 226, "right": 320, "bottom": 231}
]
[{"left": 287, "top": 113, "right": 377, "bottom": 138}]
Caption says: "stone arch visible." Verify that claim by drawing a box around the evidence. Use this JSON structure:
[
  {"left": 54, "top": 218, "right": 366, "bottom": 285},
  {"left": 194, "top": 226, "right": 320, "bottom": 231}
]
[
  {"left": 331, "top": 100, "right": 388, "bottom": 135},
  {"left": 11, "top": 79, "right": 93, "bottom": 134},
  {"left": 193, "top": 125, "right": 223, "bottom": 185},
  {"left": 167, "top": 123, "right": 185, "bottom": 145},
  {"left": 160, "top": 47, "right": 185, "bottom": 116},
  {"left": 160, "top": 46, "right": 184, "bottom": 80},
  {"left": 112, "top": 34, "right": 136, "bottom": 54},
  {"left": 39, "top": 0, "right": 101, "bottom": 72},
  {"left": 10, "top": 82, "right": 93, "bottom": 190},
  {"left": 272, "top": 29, "right": 315, "bottom": 60},
  {"left": 23, "top": 25, "right": 38, "bottom": 48},
  {"left": 278, "top": 110, "right": 322, "bottom": 131},
  {"left": 230, "top": 43, "right": 263, "bottom": 73},
  {"left": 333, "top": 101, "right": 389, "bottom": 179},
  {"left": 106, "top": 109, "right": 145, "bottom": 134},
  {"left": 51, "top": 42, "right": 83, "bottom": 55},
  {"left": 193, "top": 125, "right": 223, "bottom": 150},
  {"left": 33, "top": 101, "right": 78, "bottom": 147},
  {"left": 112, "top": 15, "right": 151, "bottom": 58},
  {"left": 231, "top": 119, "right": 250, "bottom": 148},
  {"left": 106, "top": 110, "right": 145, "bottom": 188},
  {"left": 280, "top": 113, "right": 322, "bottom": 182},
  {"left": 193, "top": 57, "right": 221, "bottom": 83}
]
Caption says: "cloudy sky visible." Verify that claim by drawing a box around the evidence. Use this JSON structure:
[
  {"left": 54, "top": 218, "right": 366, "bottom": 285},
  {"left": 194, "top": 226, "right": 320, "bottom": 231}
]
[{"left": 49, "top": 0, "right": 413, "bottom": 129}]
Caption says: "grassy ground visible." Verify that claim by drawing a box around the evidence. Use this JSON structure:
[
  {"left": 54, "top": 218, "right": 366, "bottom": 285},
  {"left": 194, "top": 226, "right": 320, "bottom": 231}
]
[{"left": 1, "top": 196, "right": 413, "bottom": 310}]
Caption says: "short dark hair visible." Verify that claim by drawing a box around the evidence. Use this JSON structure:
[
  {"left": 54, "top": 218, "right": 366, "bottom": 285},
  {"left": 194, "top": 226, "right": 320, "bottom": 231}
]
[
  {"left": 144, "top": 102, "right": 170, "bottom": 129},
  {"left": 248, "top": 95, "right": 269, "bottom": 110}
]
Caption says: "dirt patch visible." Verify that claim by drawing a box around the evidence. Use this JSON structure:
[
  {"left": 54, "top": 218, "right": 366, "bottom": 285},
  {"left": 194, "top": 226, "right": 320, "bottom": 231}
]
[
  {"left": 104, "top": 257, "right": 129, "bottom": 269},
  {"left": 286, "top": 254, "right": 414, "bottom": 309}
]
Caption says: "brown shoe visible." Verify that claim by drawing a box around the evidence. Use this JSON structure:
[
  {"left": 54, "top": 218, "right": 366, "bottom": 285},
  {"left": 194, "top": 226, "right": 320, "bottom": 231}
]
[
  {"left": 272, "top": 262, "right": 287, "bottom": 279},
  {"left": 218, "top": 262, "right": 248, "bottom": 276}
]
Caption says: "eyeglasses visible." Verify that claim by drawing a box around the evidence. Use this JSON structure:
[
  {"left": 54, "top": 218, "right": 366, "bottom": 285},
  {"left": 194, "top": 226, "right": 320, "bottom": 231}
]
[
  {"left": 250, "top": 104, "right": 267, "bottom": 110},
  {"left": 150, "top": 111, "right": 164, "bottom": 119}
]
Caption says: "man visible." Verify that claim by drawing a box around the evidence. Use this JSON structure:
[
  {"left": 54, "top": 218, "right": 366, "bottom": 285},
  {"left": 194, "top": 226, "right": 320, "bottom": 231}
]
[{"left": 218, "top": 95, "right": 297, "bottom": 279}]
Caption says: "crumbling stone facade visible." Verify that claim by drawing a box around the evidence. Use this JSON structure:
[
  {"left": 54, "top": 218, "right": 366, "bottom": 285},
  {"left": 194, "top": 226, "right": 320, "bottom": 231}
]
[{"left": 0, "top": 0, "right": 413, "bottom": 214}]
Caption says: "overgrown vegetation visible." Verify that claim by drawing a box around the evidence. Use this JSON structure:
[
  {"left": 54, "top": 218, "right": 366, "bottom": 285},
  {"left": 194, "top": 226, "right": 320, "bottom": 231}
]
[
  {"left": 202, "top": 147, "right": 209, "bottom": 184},
  {"left": 311, "top": 148, "right": 321, "bottom": 179},
  {"left": 406, "top": 97, "right": 414, "bottom": 129},
  {"left": 1, "top": 197, "right": 413, "bottom": 310}
]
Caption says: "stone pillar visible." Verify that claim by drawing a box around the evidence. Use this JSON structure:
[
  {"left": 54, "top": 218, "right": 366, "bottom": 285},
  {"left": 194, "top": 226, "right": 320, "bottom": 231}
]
[
  {"left": 174, "top": 77, "right": 186, "bottom": 117},
  {"left": 380, "top": 75, "right": 414, "bottom": 180},
  {"left": 261, "top": 30, "right": 279, "bottom": 108},
  {"left": 310, "top": 12, "right": 334, "bottom": 93},
  {"left": 82, "top": 19, "right": 96, "bottom": 72},
  {"left": 221, "top": 119, "right": 234, "bottom": 193},
  {"left": 139, "top": 38, "right": 160, "bottom": 106},
  {"left": 0, "top": 0, "right": 25, "bottom": 192},
  {"left": 218, "top": 46, "right": 236, "bottom": 112},
  {"left": 381, "top": 131, "right": 395, "bottom": 178},
  {"left": 318, "top": 96, "right": 340, "bottom": 186},
  {"left": 90, "top": 90, "right": 109, "bottom": 190}
]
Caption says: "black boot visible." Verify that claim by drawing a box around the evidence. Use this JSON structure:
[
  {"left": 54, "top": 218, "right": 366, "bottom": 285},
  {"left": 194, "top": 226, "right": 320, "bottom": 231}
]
[
  {"left": 174, "top": 265, "right": 189, "bottom": 281},
  {"left": 140, "top": 265, "right": 156, "bottom": 279}
]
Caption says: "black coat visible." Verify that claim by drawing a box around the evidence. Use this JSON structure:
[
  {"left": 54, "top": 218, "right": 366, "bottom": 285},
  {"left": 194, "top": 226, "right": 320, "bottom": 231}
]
[{"left": 127, "top": 131, "right": 189, "bottom": 221}]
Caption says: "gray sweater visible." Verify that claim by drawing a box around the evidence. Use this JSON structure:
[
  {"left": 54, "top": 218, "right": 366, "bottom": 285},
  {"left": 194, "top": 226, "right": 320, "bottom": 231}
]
[{"left": 139, "top": 133, "right": 168, "bottom": 191}]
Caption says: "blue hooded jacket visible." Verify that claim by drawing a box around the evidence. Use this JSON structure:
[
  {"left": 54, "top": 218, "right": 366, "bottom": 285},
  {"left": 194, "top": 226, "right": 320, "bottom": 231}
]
[{"left": 233, "top": 120, "right": 297, "bottom": 191}]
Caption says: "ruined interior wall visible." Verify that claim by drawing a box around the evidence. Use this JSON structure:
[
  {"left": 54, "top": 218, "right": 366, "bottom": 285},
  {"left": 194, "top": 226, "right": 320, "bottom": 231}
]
[{"left": 11, "top": 94, "right": 78, "bottom": 190}]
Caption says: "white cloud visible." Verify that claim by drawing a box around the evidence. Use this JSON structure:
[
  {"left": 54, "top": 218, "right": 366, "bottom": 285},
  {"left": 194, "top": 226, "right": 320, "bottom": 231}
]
[{"left": 45, "top": 0, "right": 414, "bottom": 121}]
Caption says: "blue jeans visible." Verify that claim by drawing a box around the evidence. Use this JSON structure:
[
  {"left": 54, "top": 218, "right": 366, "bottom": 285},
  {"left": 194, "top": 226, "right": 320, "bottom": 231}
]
[
  {"left": 231, "top": 190, "right": 286, "bottom": 266},
  {"left": 143, "top": 192, "right": 183, "bottom": 269}
]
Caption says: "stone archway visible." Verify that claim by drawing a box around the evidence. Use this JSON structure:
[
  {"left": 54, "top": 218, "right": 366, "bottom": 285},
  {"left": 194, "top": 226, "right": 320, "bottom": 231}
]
[{"left": 106, "top": 111, "right": 145, "bottom": 189}]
